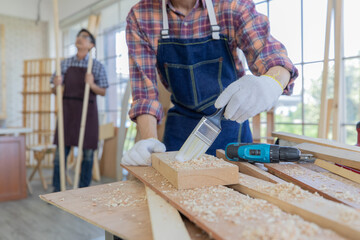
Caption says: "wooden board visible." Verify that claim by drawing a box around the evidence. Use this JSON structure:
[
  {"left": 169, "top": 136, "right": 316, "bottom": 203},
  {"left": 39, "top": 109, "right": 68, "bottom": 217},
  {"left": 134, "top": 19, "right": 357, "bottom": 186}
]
[
  {"left": 123, "top": 165, "right": 343, "bottom": 240},
  {"left": 230, "top": 173, "right": 360, "bottom": 240},
  {"left": 151, "top": 152, "right": 239, "bottom": 189},
  {"left": 40, "top": 180, "right": 209, "bottom": 240},
  {"left": 265, "top": 163, "right": 360, "bottom": 209},
  {"left": 145, "top": 187, "right": 191, "bottom": 240},
  {"left": 315, "top": 159, "right": 360, "bottom": 184},
  {"left": 272, "top": 131, "right": 360, "bottom": 153},
  {"left": 296, "top": 143, "right": 360, "bottom": 169},
  {"left": 216, "top": 149, "right": 286, "bottom": 184}
]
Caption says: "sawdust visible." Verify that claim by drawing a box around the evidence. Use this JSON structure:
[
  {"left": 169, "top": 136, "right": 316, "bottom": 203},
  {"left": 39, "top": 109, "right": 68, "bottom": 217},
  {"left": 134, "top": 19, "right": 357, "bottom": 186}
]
[
  {"left": 238, "top": 175, "right": 360, "bottom": 230},
  {"left": 273, "top": 164, "right": 360, "bottom": 205},
  {"left": 168, "top": 185, "right": 342, "bottom": 239},
  {"left": 164, "top": 154, "right": 235, "bottom": 170},
  {"left": 89, "top": 182, "right": 146, "bottom": 209}
]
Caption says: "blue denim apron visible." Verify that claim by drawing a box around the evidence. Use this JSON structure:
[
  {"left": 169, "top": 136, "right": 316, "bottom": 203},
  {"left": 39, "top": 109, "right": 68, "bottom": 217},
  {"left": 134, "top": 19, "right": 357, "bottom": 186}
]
[{"left": 157, "top": 0, "right": 252, "bottom": 156}]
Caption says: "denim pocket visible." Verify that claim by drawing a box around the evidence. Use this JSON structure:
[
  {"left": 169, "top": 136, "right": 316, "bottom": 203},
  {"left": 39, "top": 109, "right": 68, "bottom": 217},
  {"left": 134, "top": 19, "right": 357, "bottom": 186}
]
[{"left": 164, "top": 57, "right": 223, "bottom": 110}]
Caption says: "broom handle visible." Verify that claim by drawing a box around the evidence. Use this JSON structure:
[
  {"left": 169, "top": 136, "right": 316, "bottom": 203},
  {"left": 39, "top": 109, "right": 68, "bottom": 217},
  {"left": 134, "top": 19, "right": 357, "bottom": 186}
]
[{"left": 53, "top": 0, "right": 66, "bottom": 191}]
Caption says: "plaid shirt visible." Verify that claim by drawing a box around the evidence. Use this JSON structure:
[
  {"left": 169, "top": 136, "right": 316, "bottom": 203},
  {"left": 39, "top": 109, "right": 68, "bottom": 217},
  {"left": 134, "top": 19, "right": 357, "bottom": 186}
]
[
  {"left": 50, "top": 54, "right": 109, "bottom": 89},
  {"left": 127, "top": 0, "right": 298, "bottom": 123}
]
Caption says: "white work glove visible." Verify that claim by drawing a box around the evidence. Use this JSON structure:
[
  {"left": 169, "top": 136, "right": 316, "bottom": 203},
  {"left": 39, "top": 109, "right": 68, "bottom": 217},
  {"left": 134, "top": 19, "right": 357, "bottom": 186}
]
[
  {"left": 122, "top": 138, "right": 166, "bottom": 166},
  {"left": 215, "top": 75, "right": 283, "bottom": 123}
]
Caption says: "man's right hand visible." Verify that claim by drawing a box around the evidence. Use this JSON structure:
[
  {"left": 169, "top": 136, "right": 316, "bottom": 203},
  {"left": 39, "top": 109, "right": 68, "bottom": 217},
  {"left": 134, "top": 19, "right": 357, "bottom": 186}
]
[
  {"left": 122, "top": 138, "right": 166, "bottom": 166},
  {"left": 53, "top": 76, "right": 63, "bottom": 86}
]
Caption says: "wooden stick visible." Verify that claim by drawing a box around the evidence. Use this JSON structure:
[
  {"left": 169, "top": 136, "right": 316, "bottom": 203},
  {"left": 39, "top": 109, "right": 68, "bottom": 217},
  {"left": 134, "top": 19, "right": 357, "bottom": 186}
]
[
  {"left": 332, "top": 0, "right": 344, "bottom": 141},
  {"left": 325, "top": 98, "right": 333, "bottom": 138},
  {"left": 315, "top": 159, "right": 360, "bottom": 184},
  {"left": 73, "top": 15, "right": 100, "bottom": 189},
  {"left": 318, "top": 0, "right": 333, "bottom": 138},
  {"left": 53, "top": 0, "right": 66, "bottom": 191},
  {"left": 145, "top": 187, "right": 191, "bottom": 240}
]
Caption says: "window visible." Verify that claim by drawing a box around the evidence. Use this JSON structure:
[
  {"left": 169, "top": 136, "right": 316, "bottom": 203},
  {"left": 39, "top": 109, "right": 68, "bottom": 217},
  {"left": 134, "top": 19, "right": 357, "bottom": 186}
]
[{"left": 255, "top": 0, "right": 360, "bottom": 144}]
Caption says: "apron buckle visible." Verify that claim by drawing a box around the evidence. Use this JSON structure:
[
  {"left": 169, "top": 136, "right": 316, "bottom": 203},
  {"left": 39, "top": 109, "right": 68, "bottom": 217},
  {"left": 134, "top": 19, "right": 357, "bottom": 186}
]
[{"left": 161, "top": 29, "right": 170, "bottom": 39}]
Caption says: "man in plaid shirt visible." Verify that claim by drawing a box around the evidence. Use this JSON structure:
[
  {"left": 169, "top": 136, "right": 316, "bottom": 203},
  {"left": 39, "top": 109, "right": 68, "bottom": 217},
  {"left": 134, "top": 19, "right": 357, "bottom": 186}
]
[
  {"left": 122, "top": 0, "right": 298, "bottom": 165},
  {"left": 51, "top": 29, "right": 108, "bottom": 191}
]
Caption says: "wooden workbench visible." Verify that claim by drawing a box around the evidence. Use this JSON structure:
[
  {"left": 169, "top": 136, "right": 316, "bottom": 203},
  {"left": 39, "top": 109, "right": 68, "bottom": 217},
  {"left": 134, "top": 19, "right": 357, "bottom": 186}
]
[{"left": 40, "top": 180, "right": 209, "bottom": 240}]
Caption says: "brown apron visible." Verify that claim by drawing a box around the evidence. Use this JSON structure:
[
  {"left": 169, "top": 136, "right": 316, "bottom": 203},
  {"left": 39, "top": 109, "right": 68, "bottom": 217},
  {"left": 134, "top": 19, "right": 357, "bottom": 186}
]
[{"left": 54, "top": 66, "right": 99, "bottom": 150}]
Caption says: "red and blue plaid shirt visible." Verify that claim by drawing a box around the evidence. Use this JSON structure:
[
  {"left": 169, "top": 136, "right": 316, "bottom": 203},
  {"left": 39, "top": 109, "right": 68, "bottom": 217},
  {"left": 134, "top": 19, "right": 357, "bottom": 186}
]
[{"left": 126, "top": 0, "right": 298, "bottom": 123}]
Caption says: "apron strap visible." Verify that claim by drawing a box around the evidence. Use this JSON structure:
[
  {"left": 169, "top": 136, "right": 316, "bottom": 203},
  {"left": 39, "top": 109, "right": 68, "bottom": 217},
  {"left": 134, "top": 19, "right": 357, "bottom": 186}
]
[
  {"left": 161, "top": 0, "right": 220, "bottom": 40},
  {"left": 161, "top": 0, "right": 170, "bottom": 39},
  {"left": 204, "top": 0, "right": 220, "bottom": 40}
]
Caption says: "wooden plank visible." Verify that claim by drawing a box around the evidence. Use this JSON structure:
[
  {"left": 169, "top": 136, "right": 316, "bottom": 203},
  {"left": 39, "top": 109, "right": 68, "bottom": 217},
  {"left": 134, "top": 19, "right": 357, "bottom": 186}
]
[
  {"left": 145, "top": 187, "right": 191, "bottom": 240},
  {"left": 296, "top": 143, "right": 360, "bottom": 169},
  {"left": 230, "top": 173, "right": 360, "bottom": 240},
  {"left": 216, "top": 149, "right": 286, "bottom": 184},
  {"left": 40, "top": 180, "right": 151, "bottom": 239},
  {"left": 315, "top": 159, "right": 360, "bottom": 184},
  {"left": 272, "top": 131, "right": 360, "bottom": 153},
  {"left": 123, "top": 165, "right": 342, "bottom": 240},
  {"left": 151, "top": 152, "right": 239, "bottom": 189},
  {"left": 40, "top": 180, "right": 209, "bottom": 240},
  {"left": 99, "top": 123, "right": 115, "bottom": 140},
  {"left": 265, "top": 163, "right": 360, "bottom": 209}
]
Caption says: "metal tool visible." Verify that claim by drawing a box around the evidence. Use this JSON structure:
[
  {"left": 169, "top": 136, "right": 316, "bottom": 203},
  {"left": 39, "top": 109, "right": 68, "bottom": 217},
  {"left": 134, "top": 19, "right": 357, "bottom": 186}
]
[
  {"left": 225, "top": 143, "right": 314, "bottom": 163},
  {"left": 175, "top": 107, "right": 225, "bottom": 162}
]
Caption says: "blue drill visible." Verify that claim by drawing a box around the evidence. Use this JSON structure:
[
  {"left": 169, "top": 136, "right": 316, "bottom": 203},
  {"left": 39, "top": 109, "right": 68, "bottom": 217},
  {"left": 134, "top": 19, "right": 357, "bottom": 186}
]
[{"left": 225, "top": 143, "right": 313, "bottom": 163}]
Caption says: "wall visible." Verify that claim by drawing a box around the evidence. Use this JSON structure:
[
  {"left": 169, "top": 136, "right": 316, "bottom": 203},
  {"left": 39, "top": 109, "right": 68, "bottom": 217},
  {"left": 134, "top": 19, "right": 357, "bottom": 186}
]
[{"left": 0, "top": 14, "right": 48, "bottom": 127}]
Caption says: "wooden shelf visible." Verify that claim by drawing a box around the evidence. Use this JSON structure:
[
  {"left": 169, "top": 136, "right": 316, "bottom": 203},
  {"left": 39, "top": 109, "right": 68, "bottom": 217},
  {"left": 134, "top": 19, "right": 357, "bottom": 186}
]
[
  {"left": 22, "top": 111, "right": 56, "bottom": 114},
  {"left": 21, "top": 91, "right": 52, "bottom": 95},
  {"left": 22, "top": 74, "right": 52, "bottom": 77}
]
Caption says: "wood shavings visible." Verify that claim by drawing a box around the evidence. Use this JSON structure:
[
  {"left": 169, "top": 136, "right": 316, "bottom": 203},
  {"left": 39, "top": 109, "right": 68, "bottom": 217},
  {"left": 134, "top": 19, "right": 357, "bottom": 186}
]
[
  {"left": 168, "top": 185, "right": 342, "bottom": 239},
  {"left": 164, "top": 154, "right": 235, "bottom": 170},
  {"left": 89, "top": 182, "right": 146, "bottom": 209}
]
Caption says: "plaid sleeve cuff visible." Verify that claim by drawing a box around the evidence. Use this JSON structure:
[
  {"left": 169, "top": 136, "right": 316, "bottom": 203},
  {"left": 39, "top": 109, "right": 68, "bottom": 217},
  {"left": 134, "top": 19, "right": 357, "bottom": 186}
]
[
  {"left": 257, "top": 57, "right": 299, "bottom": 96},
  {"left": 129, "top": 99, "right": 164, "bottom": 124}
]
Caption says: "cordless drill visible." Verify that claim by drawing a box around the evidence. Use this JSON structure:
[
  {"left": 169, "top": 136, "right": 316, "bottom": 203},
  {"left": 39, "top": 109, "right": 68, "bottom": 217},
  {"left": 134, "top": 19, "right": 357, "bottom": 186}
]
[{"left": 225, "top": 143, "right": 313, "bottom": 163}]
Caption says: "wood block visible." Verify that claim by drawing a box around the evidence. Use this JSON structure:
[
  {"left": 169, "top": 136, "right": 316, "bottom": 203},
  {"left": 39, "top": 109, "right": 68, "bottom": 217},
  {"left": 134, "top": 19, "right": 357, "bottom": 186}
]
[
  {"left": 123, "top": 165, "right": 342, "bottom": 240},
  {"left": 216, "top": 149, "right": 286, "bottom": 184},
  {"left": 99, "top": 123, "right": 115, "bottom": 140},
  {"left": 100, "top": 127, "right": 118, "bottom": 179},
  {"left": 272, "top": 131, "right": 360, "bottom": 153},
  {"left": 230, "top": 173, "right": 360, "bottom": 240},
  {"left": 297, "top": 143, "right": 360, "bottom": 170},
  {"left": 315, "top": 159, "right": 360, "bottom": 184},
  {"left": 265, "top": 163, "right": 360, "bottom": 209},
  {"left": 151, "top": 152, "right": 239, "bottom": 189}
]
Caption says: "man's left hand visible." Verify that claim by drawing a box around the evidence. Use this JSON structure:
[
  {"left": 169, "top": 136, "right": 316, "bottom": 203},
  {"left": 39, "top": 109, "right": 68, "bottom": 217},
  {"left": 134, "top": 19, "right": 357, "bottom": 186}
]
[
  {"left": 85, "top": 73, "right": 95, "bottom": 86},
  {"left": 215, "top": 75, "right": 283, "bottom": 123}
]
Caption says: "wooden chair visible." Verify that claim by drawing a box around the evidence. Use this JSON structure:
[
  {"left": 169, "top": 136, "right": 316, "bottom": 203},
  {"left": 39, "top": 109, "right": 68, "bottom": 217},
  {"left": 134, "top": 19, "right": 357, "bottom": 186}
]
[{"left": 28, "top": 145, "right": 56, "bottom": 190}]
